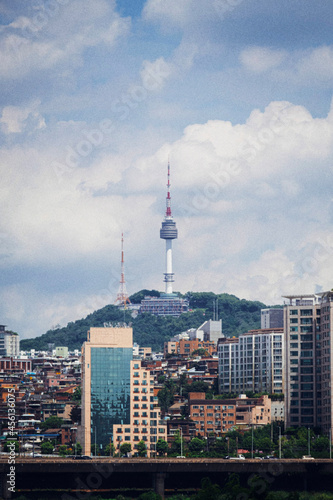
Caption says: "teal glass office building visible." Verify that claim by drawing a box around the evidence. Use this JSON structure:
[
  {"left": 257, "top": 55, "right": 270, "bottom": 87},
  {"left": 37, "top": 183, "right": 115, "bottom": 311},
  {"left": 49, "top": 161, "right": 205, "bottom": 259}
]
[{"left": 90, "top": 347, "right": 132, "bottom": 450}]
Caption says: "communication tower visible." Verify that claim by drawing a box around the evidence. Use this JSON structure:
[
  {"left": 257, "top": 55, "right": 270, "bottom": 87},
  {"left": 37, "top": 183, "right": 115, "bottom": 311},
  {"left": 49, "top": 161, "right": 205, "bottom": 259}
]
[
  {"left": 114, "top": 233, "right": 131, "bottom": 308},
  {"left": 160, "top": 162, "right": 178, "bottom": 294}
]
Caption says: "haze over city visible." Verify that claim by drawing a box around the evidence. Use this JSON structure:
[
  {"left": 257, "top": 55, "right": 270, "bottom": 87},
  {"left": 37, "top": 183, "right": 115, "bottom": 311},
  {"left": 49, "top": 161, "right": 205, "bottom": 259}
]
[{"left": 1, "top": 0, "right": 333, "bottom": 339}]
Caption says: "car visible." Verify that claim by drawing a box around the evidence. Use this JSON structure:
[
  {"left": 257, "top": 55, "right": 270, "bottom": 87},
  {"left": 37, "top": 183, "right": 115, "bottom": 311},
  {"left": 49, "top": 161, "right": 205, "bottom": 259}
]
[
  {"left": 176, "top": 456, "right": 186, "bottom": 458},
  {"left": 264, "top": 455, "right": 277, "bottom": 460},
  {"left": 302, "top": 455, "right": 314, "bottom": 460}
]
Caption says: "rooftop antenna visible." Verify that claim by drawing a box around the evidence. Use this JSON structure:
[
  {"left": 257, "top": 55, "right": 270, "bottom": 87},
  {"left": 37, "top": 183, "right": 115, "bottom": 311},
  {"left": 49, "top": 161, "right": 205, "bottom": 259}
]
[{"left": 114, "top": 233, "right": 131, "bottom": 308}]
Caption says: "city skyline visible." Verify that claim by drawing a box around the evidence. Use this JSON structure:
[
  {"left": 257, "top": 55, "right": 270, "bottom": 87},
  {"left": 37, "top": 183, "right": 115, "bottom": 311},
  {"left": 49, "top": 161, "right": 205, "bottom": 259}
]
[{"left": 1, "top": 1, "right": 333, "bottom": 339}]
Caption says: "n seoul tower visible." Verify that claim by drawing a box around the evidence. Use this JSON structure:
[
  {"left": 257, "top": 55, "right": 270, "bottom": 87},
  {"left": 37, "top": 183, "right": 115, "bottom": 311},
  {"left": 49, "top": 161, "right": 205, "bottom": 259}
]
[{"left": 160, "top": 162, "right": 178, "bottom": 295}]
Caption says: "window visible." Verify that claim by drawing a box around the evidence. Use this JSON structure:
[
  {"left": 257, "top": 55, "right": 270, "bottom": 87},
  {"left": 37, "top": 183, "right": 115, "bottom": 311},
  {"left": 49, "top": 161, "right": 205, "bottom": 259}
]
[
  {"left": 301, "top": 383, "right": 313, "bottom": 390},
  {"left": 301, "top": 367, "right": 313, "bottom": 374},
  {"left": 301, "top": 343, "right": 313, "bottom": 350}
]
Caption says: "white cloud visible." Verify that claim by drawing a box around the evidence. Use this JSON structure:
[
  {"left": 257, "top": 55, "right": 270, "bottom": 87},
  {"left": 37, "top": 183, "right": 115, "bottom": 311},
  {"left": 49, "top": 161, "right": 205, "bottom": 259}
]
[
  {"left": 0, "top": 101, "right": 45, "bottom": 134},
  {"left": 142, "top": 0, "right": 194, "bottom": 28},
  {"left": 0, "top": 0, "right": 130, "bottom": 80},
  {"left": 240, "top": 46, "right": 286, "bottom": 73},
  {"left": 296, "top": 45, "right": 333, "bottom": 82}
]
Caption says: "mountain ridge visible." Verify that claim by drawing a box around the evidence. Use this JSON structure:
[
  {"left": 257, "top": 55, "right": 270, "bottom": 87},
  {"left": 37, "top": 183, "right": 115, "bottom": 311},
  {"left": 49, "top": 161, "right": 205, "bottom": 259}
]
[{"left": 20, "top": 291, "right": 274, "bottom": 352}]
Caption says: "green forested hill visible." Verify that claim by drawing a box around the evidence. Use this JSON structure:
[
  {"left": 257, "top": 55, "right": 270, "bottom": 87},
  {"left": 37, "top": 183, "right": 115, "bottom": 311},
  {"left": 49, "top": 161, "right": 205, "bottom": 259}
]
[{"left": 20, "top": 291, "right": 271, "bottom": 352}]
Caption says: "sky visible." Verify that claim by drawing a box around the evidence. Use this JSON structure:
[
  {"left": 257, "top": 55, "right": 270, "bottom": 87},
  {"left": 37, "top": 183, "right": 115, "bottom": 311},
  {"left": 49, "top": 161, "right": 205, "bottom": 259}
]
[{"left": 1, "top": 0, "right": 333, "bottom": 340}]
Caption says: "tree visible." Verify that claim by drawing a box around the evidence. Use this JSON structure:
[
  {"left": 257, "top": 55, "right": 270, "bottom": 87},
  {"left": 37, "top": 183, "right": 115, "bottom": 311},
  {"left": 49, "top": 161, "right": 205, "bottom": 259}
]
[
  {"left": 188, "top": 437, "right": 206, "bottom": 455},
  {"left": 72, "top": 387, "right": 81, "bottom": 402},
  {"left": 157, "top": 374, "right": 166, "bottom": 384},
  {"left": 70, "top": 405, "right": 81, "bottom": 424},
  {"left": 104, "top": 443, "right": 115, "bottom": 457},
  {"left": 4, "top": 440, "right": 19, "bottom": 453},
  {"left": 137, "top": 440, "right": 147, "bottom": 457},
  {"left": 120, "top": 442, "right": 132, "bottom": 456},
  {"left": 74, "top": 442, "right": 82, "bottom": 456},
  {"left": 156, "top": 438, "right": 168, "bottom": 456},
  {"left": 158, "top": 380, "right": 176, "bottom": 413},
  {"left": 40, "top": 441, "right": 54, "bottom": 454},
  {"left": 58, "top": 445, "right": 69, "bottom": 456},
  {"left": 138, "top": 492, "right": 162, "bottom": 500},
  {"left": 193, "top": 477, "right": 222, "bottom": 500},
  {"left": 41, "top": 416, "right": 63, "bottom": 430},
  {"left": 192, "top": 348, "right": 209, "bottom": 357}
]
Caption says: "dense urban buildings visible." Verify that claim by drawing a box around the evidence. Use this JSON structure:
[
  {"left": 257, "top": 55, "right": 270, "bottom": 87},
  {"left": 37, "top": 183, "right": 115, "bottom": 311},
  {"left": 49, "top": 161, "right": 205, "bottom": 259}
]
[{"left": 188, "top": 392, "right": 271, "bottom": 436}]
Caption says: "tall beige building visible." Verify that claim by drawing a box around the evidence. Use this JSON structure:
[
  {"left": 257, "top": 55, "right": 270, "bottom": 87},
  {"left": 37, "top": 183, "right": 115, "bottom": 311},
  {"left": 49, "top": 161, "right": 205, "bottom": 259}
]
[
  {"left": 113, "top": 360, "right": 168, "bottom": 457},
  {"left": 81, "top": 326, "right": 133, "bottom": 456}
]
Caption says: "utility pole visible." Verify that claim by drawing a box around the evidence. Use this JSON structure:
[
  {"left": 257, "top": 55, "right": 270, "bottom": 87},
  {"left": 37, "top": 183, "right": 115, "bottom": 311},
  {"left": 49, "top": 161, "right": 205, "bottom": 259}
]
[{"left": 180, "top": 427, "right": 183, "bottom": 457}]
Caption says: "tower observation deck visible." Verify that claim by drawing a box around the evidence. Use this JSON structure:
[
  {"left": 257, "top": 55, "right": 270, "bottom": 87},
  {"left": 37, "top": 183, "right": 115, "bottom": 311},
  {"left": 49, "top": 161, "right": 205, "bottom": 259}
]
[
  {"left": 139, "top": 162, "right": 188, "bottom": 317},
  {"left": 160, "top": 162, "right": 177, "bottom": 295}
]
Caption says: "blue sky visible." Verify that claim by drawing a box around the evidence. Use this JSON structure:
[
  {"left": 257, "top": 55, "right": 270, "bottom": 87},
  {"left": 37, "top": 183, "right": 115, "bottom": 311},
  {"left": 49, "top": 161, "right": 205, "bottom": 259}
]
[{"left": 1, "top": 0, "right": 333, "bottom": 339}]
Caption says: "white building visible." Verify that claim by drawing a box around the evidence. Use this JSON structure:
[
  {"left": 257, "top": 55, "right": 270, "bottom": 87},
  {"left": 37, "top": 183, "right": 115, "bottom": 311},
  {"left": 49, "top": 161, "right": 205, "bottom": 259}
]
[
  {"left": 0, "top": 326, "right": 19, "bottom": 357},
  {"left": 197, "top": 319, "right": 223, "bottom": 343},
  {"left": 218, "top": 328, "right": 284, "bottom": 395}
]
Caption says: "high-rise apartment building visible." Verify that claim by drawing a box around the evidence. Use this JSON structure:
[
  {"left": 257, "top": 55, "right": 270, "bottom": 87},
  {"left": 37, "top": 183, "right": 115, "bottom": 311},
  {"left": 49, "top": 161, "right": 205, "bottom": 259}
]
[
  {"left": 283, "top": 295, "right": 319, "bottom": 429},
  {"left": 317, "top": 291, "right": 333, "bottom": 435},
  {"left": 113, "top": 360, "right": 167, "bottom": 457},
  {"left": 218, "top": 328, "right": 284, "bottom": 395},
  {"left": 283, "top": 291, "right": 333, "bottom": 437},
  {"left": 81, "top": 326, "right": 133, "bottom": 455}
]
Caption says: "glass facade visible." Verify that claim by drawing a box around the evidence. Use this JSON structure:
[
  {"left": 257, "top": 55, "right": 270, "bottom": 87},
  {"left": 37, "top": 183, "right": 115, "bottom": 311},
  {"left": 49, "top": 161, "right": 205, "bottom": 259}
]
[{"left": 91, "top": 347, "right": 132, "bottom": 449}]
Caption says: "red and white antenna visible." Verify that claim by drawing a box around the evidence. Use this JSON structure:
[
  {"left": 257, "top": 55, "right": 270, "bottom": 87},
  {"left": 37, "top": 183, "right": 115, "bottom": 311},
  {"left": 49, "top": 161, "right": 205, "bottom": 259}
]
[
  {"left": 114, "top": 233, "right": 131, "bottom": 308},
  {"left": 166, "top": 161, "right": 172, "bottom": 218}
]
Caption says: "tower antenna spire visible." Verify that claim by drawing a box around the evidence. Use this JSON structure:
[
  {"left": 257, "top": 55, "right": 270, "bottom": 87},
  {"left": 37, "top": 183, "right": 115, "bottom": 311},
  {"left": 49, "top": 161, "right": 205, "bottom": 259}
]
[
  {"left": 114, "top": 233, "right": 131, "bottom": 308},
  {"left": 166, "top": 160, "right": 172, "bottom": 218},
  {"left": 160, "top": 161, "right": 178, "bottom": 294}
]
